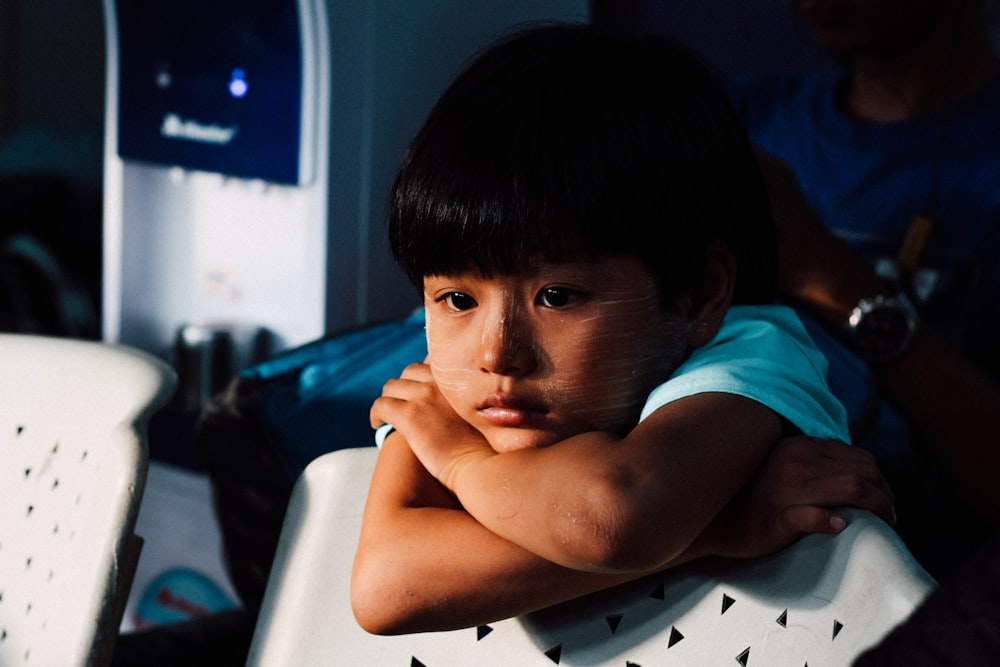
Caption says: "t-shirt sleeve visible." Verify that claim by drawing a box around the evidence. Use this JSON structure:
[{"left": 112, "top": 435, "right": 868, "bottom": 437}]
[{"left": 639, "top": 305, "right": 850, "bottom": 443}]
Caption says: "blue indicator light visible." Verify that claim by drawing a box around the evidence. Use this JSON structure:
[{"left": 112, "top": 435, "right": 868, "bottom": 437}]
[
  {"left": 228, "top": 68, "right": 248, "bottom": 98},
  {"left": 155, "top": 66, "right": 172, "bottom": 89}
]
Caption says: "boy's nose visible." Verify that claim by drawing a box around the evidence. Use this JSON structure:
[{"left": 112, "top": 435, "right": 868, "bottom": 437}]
[{"left": 478, "top": 309, "right": 537, "bottom": 376}]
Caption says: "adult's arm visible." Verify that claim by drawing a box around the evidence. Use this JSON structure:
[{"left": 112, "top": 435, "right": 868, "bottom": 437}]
[{"left": 757, "top": 149, "right": 1000, "bottom": 524}]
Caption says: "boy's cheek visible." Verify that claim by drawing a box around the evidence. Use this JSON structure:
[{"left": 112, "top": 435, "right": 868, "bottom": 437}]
[
  {"left": 429, "top": 365, "right": 472, "bottom": 394},
  {"left": 427, "top": 363, "right": 476, "bottom": 426}
]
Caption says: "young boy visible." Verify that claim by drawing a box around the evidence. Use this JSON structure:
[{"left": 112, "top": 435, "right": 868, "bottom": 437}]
[{"left": 352, "top": 24, "right": 894, "bottom": 635}]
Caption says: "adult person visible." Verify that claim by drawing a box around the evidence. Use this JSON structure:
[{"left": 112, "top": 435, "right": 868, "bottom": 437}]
[{"left": 726, "top": 0, "right": 1000, "bottom": 575}]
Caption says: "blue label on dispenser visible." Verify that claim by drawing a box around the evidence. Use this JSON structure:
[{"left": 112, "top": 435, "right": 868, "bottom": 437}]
[{"left": 115, "top": 0, "right": 304, "bottom": 184}]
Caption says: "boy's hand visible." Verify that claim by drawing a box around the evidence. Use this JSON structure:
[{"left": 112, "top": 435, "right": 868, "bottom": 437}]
[
  {"left": 371, "top": 362, "right": 493, "bottom": 483},
  {"left": 696, "top": 436, "right": 896, "bottom": 560}
]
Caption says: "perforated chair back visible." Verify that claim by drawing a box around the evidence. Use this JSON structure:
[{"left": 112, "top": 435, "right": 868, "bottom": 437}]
[
  {"left": 247, "top": 447, "right": 936, "bottom": 667},
  {"left": 0, "top": 334, "right": 176, "bottom": 666}
]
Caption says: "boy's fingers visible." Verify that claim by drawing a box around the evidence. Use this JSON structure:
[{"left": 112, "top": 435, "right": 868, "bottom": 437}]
[
  {"left": 810, "top": 474, "right": 896, "bottom": 523},
  {"left": 370, "top": 396, "right": 396, "bottom": 428},
  {"left": 777, "top": 437, "right": 889, "bottom": 485},
  {"left": 779, "top": 505, "right": 846, "bottom": 536},
  {"left": 370, "top": 395, "right": 414, "bottom": 429},
  {"left": 779, "top": 495, "right": 897, "bottom": 539},
  {"left": 785, "top": 436, "right": 883, "bottom": 473},
  {"left": 399, "top": 361, "right": 433, "bottom": 380},
  {"left": 813, "top": 439, "right": 878, "bottom": 462}
]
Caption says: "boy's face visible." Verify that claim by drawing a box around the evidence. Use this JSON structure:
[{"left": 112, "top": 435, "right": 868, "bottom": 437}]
[{"left": 423, "top": 255, "right": 690, "bottom": 453}]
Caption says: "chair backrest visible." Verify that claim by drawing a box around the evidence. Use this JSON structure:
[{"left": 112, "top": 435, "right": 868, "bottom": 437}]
[
  {"left": 0, "top": 334, "right": 176, "bottom": 666},
  {"left": 247, "top": 447, "right": 936, "bottom": 667}
]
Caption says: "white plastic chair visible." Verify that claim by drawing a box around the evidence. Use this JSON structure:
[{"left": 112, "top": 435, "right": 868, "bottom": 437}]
[
  {"left": 247, "top": 447, "right": 936, "bottom": 667},
  {"left": 0, "top": 334, "right": 176, "bottom": 666}
]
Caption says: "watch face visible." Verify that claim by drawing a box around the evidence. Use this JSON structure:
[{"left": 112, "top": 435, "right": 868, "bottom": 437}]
[{"left": 852, "top": 298, "right": 916, "bottom": 362}]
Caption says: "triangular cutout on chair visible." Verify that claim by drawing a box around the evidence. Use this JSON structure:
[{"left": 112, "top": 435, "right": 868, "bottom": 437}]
[
  {"left": 736, "top": 646, "right": 750, "bottom": 666},
  {"left": 606, "top": 614, "right": 623, "bottom": 634},
  {"left": 833, "top": 620, "right": 844, "bottom": 639},
  {"left": 648, "top": 581, "right": 665, "bottom": 600},
  {"left": 410, "top": 658, "right": 427, "bottom": 667},
  {"left": 544, "top": 644, "right": 563, "bottom": 663},
  {"left": 477, "top": 625, "right": 493, "bottom": 641},
  {"left": 776, "top": 609, "right": 788, "bottom": 627},
  {"left": 721, "top": 593, "right": 736, "bottom": 614},
  {"left": 667, "top": 626, "right": 684, "bottom": 648}
]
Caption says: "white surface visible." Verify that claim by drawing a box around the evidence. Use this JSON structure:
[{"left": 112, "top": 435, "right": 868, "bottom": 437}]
[
  {"left": 120, "top": 460, "right": 237, "bottom": 633},
  {"left": 249, "top": 448, "right": 937, "bottom": 667},
  {"left": 0, "top": 334, "right": 175, "bottom": 667}
]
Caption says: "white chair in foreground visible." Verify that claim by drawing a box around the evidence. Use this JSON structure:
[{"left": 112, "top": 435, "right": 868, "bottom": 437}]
[
  {"left": 0, "top": 334, "right": 176, "bottom": 666},
  {"left": 248, "top": 447, "right": 936, "bottom": 667}
]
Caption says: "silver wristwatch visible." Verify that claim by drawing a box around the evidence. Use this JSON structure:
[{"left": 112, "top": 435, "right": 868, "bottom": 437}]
[{"left": 843, "top": 292, "right": 919, "bottom": 363}]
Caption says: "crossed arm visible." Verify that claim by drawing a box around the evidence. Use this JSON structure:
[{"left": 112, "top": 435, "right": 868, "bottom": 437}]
[{"left": 351, "top": 363, "right": 894, "bottom": 634}]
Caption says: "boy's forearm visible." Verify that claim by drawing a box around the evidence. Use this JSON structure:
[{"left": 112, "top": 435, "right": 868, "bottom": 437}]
[
  {"left": 444, "top": 394, "right": 779, "bottom": 573},
  {"left": 353, "top": 503, "right": 657, "bottom": 634},
  {"left": 351, "top": 436, "right": 660, "bottom": 634},
  {"left": 444, "top": 432, "right": 669, "bottom": 572},
  {"left": 444, "top": 438, "right": 716, "bottom": 573}
]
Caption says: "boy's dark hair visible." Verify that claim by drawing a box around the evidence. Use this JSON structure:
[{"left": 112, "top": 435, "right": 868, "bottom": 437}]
[{"left": 389, "top": 24, "right": 777, "bottom": 306}]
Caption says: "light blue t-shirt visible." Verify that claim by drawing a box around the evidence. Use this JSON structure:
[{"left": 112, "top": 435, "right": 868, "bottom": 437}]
[{"left": 640, "top": 304, "right": 850, "bottom": 443}]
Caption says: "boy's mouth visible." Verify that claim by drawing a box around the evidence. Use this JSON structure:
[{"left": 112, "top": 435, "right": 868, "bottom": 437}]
[{"left": 476, "top": 394, "right": 549, "bottom": 428}]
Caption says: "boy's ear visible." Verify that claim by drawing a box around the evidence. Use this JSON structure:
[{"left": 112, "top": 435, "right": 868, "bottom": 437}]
[{"left": 686, "top": 242, "right": 737, "bottom": 347}]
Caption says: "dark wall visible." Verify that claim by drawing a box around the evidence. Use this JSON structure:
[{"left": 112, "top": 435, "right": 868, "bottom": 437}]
[
  {"left": 0, "top": 0, "right": 105, "bottom": 134},
  {"left": 592, "top": 0, "right": 830, "bottom": 74},
  {"left": 0, "top": 0, "right": 105, "bottom": 337}
]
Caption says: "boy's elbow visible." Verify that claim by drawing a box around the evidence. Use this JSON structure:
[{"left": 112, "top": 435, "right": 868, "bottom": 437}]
[
  {"left": 351, "top": 597, "right": 405, "bottom": 636},
  {"left": 350, "top": 567, "right": 387, "bottom": 634},
  {"left": 350, "top": 560, "right": 413, "bottom": 635},
  {"left": 571, "top": 520, "right": 678, "bottom": 573},
  {"left": 350, "top": 588, "right": 392, "bottom": 635}
]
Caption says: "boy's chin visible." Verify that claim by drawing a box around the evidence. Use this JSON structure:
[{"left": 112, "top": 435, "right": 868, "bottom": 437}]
[{"left": 486, "top": 430, "right": 562, "bottom": 453}]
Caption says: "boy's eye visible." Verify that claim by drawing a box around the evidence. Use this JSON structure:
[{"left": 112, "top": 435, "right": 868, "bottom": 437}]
[
  {"left": 442, "top": 292, "right": 477, "bottom": 311},
  {"left": 537, "top": 287, "right": 576, "bottom": 308}
]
